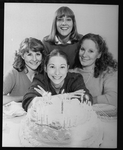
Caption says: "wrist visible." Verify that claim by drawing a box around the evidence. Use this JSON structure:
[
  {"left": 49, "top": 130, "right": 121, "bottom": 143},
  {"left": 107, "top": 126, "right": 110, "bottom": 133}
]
[
  {"left": 93, "top": 97, "right": 97, "bottom": 104},
  {"left": 28, "top": 101, "right": 33, "bottom": 110}
]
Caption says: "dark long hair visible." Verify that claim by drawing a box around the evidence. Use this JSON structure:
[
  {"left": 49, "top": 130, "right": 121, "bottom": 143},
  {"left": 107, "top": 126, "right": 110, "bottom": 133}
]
[
  {"left": 73, "top": 33, "right": 118, "bottom": 78},
  {"left": 44, "top": 6, "right": 82, "bottom": 43},
  {"left": 13, "top": 37, "right": 46, "bottom": 74}
]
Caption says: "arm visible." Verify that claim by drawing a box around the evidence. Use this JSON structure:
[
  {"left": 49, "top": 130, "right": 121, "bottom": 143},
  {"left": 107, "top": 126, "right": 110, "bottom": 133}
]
[
  {"left": 70, "top": 73, "right": 93, "bottom": 104},
  {"left": 3, "top": 68, "right": 23, "bottom": 105},
  {"left": 22, "top": 74, "right": 45, "bottom": 111},
  {"left": 3, "top": 95, "right": 23, "bottom": 105},
  {"left": 93, "top": 71, "right": 117, "bottom": 107}
]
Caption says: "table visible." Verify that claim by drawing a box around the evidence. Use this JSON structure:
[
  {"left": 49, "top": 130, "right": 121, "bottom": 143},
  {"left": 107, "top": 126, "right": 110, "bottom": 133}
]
[{"left": 2, "top": 103, "right": 117, "bottom": 148}]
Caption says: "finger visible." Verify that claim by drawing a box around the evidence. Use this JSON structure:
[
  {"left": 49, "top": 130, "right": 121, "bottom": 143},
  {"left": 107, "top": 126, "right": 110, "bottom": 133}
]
[
  {"left": 37, "top": 85, "right": 46, "bottom": 92},
  {"left": 61, "top": 89, "right": 64, "bottom": 94},
  {"left": 74, "top": 89, "right": 85, "bottom": 93},
  {"left": 69, "top": 95, "right": 80, "bottom": 99},
  {"left": 84, "top": 94, "right": 89, "bottom": 100},
  {"left": 34, "top": 88, "right": 43, "bottom": 95}
]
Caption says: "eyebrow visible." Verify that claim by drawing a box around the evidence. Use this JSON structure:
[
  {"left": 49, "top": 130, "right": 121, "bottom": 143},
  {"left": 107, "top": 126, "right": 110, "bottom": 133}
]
[{"left": 48, "top": 64, "right": 67, "bottom": 66}]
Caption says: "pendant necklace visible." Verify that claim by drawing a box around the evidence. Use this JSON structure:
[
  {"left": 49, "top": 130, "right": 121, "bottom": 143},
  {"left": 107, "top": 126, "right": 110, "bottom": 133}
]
[{"left": 85, "top": 73, "right": 92, "bottom": 84}]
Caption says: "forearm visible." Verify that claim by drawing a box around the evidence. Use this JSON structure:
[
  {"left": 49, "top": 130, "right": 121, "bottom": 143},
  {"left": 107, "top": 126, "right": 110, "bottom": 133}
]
[
  {"left": 3, "top": 95, "right": 23, "bottom": 105},
  {"left": 93, "top": 92, "right": 117, "bottom": 107},
  {"left": 22, "top": 93, "right": 36, "bottom": 112}
]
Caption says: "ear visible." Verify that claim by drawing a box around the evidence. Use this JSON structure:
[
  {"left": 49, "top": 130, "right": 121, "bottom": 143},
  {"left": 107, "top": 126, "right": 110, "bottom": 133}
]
[{"left": 67, "top": 65, "right": 70, "bottom": 70}]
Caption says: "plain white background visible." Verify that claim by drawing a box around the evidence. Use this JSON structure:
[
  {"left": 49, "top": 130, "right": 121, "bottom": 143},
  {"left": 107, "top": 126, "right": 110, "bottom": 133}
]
[{"left": 4, "top": 3, "right": 118, "bottom": 75}]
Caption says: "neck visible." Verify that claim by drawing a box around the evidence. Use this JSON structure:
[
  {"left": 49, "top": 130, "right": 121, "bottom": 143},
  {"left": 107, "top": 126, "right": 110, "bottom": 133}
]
[
  {"left": 25, "top": 66, "right": 36, "bottom": 82},
  {"left": 82, "top": 65, "right": 95, "bottom": 72},
  {"left": 57, "top": 33, "right": 71, "bottom": 43},
  {"left": 51, "top": 81, "right": 64, "bottom": 93}
]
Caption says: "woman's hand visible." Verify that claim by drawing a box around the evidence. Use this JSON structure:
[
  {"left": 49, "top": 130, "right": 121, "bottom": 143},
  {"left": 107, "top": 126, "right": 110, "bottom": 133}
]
[
  {"left": 67, "top": 90, "right": 91, "bottom": 104},
  {"left": 68, "top": 89, "right": 85, "bottom": 100},
  {"left": 34, "top": 85, "right": 51, "bottom": 96},
  {"left": 92, "top": 96, "right": 97, "bottom": 104}
]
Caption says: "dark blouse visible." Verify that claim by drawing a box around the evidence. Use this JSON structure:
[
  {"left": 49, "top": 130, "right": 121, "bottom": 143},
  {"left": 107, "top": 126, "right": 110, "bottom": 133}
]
[
  {"left": 22, "top": 72, "right": 92, "bottom": 111},
  {"left": 42, "top": 34, "right": 83, "bottom": 69}
]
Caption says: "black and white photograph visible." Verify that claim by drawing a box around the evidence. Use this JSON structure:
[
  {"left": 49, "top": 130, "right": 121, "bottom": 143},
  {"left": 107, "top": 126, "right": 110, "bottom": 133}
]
[{"left": 2, "top": 2, "right": 118, "bottom": 148}]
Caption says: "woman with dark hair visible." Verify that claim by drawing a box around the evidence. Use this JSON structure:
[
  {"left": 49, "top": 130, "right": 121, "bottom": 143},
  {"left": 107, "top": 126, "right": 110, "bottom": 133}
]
[
  {"left": 22, "top": 49, "right": 92, "bottom": 112},
  {"left": 70, "top": 33, "right": 118, "bottom": 107},
  {"left": 3, "top": 37, "right": 45, "bottom": 105},
  {"left": 42, "top": 6, "right": 83, "bottom": 69}
]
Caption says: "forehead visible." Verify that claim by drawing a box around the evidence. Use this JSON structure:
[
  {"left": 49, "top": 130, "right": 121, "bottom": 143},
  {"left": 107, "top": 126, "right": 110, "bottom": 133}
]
[
  {"left": 81, "top": 39, "right": 98, "bottom": 49},
  {"left": 48, "top": 56, "right": 67, "bottom": 64},
  {"left": 24, "top": 49, "right": 41, "bottom": 54},
  {"left": 57, "top": 15, "right": 72, "bottom": 18}
]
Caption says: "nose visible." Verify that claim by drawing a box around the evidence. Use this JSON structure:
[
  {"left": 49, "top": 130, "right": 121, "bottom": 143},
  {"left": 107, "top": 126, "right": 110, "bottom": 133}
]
[
  {"left": 55, "top": 68, "right": 60, "bottom": 75},
  {"left": 32, "top": 55, "right": 36, "bottom": 61},
  {"left": 82, "top": 51, "right": 87, "bottom": 57},
  {"left": 62, "top": 18, "right": 66, "bottom": 25},
  {"left": 32, "top": 55, "right": 37, "bottom": 61}
]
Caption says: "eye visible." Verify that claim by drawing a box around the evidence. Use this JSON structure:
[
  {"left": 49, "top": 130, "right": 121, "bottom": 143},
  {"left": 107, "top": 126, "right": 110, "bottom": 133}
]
[
  {"left": 27, "top": 53, "right": 32, "bottom": 56},
  {"left": 60, "top": 65, "right": 66, "bottom": 69},
  {"left": 88, "top": 49, "right": 94, "bottom": 53},
  {"left": 80, "top": 47, "right": 85, "bottom": 51},
  {"left": 36, "top": 52, "right": 41, "bottom": 56},
  {"left": 66, "top": 18, "right": 72, "bottom": 21},
  {"left": 57, "top": 18, "right": 63, "bottom": 22},
  {"left": 49, "top": 65, "right": 55, "bottom": 69}
]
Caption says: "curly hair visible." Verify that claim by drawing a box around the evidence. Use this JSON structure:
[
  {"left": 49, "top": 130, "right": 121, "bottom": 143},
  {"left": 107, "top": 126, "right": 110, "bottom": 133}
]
[
  {"left": 13, "top": 37, "right": 46, "bottom": 74},
  {"left": 73, "top": 33, "right": 118, "bottom": 78},
  {"left": 45, "top": 6, "right": 81, "bottom": 43}
]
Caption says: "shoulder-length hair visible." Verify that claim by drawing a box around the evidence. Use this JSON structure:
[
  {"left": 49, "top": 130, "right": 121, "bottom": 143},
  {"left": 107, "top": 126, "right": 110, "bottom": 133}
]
[
  {"left": 45, "top": 6, "right": 81, "bottom": 43},
  {"left": 13, "top": 37, "right": 46, "bottom": 74},
  {"left": 73, "top": 33, "right": 118, "bottom": 78}
]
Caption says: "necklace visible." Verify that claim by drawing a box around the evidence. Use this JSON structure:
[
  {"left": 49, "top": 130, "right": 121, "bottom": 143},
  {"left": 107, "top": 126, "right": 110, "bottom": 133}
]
[
  {"left": 81, "top": 67, "right": 94, "bottom": 84},
  {"left": 84, "top": 73, "right": 92, "bottom": 84}
]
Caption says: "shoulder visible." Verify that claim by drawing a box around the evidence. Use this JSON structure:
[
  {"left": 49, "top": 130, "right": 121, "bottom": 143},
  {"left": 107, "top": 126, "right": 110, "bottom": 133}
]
[
  {"left": 67, "top": 72, "right": 83, "bottom": 79},
  {"left": 42, "top": 35, "right": 50, "bottom": 42},
  {"left": 69, "top": 68, "right": 82, "bottom": 73},
  {"left": 4, "top": 67, "right": 19, "bottom": 77},
  {"left": 78, "top": 34, "right": 83, "bottom": 40},
  {"left": 101, "top": 67, "right": 117, "bottom": 79},
  {"left": 4, "top": 68, "right": 21, "bottom": 86},
  {"left": 33, "top": 73, "right": 45, "bottom": 82}
]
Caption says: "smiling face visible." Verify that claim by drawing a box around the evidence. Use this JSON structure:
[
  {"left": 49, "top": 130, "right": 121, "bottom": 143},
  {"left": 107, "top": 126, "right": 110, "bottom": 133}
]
[
  {"left": 79, "top": 39, "right": 101, "bottom": 70},
  {"left": 45, "top": 55, "right": 69, "bottom": 88},
  {"left": 22, "top": 50, "right": 42, "bottom": 71},
  {"left": 56, "top": 16, "right": 73, "bottom": 37}
]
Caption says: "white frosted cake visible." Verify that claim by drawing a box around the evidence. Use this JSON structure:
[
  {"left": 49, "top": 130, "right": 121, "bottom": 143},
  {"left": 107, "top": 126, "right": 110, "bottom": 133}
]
[{"left": 19, "top": 94, "right": 103, "bottom": 147}]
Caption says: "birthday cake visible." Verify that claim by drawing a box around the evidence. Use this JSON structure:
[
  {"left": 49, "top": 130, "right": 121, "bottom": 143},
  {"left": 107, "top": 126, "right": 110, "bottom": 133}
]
[{"left": 19, "top": 93, "right": 103, "bottom": 147}]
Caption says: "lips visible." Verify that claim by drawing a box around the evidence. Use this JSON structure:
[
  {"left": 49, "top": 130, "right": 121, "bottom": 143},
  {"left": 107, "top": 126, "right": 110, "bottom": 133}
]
[
  {"left": 80, "top": 57, "right": 89, "bottom": 61},
  {"left": 82, "top": 59, "right": 89, "bottom": 61},
  {"left": 60, "top": 27, "right": 69, "bottom": 30},
  {"left": 30, "top": 62, "right": 39, "bottom": 65},
  {"left": 53, "top": 76, "right": 62, "bottom": 80}
]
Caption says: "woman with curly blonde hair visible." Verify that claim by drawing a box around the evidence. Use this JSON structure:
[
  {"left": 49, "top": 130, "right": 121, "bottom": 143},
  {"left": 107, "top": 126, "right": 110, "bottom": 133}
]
[{"left": 3, "top": 37, "right": 45, "bottom": 105}]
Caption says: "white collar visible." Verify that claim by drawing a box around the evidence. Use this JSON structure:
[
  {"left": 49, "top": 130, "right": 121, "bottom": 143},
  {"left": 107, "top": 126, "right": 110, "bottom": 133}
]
[{"left": 55, "top": 36, "right": 71, "bottom": 45}]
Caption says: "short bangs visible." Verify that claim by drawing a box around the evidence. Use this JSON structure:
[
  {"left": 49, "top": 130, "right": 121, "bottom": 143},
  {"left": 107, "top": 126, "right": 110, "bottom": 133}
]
[{"left": 56, "top": 7, "right": 75, "bottom": 19}]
